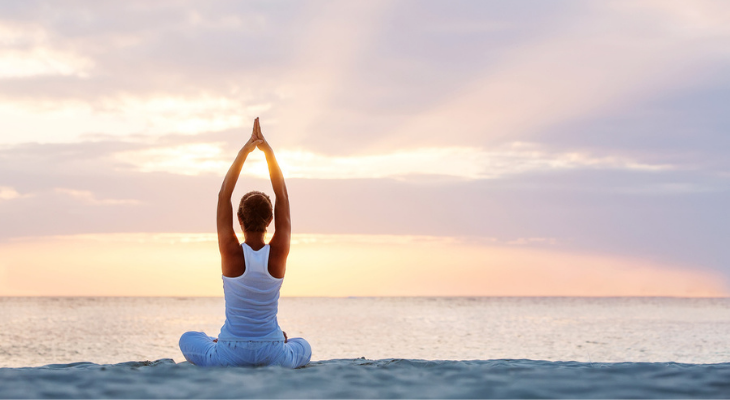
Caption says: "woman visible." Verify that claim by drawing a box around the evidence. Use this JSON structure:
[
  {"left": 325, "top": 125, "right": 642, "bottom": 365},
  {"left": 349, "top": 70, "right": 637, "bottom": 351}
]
[{"left": 179, "top": 118, "right": 312, "bottom": 368}]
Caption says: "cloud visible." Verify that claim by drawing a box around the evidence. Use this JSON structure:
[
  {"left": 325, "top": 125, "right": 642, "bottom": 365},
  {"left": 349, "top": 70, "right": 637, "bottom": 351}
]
[
  {"left": 0, "top": 3, "right": 301, "bottom": 143},
  {"left": 111, "top": 96, "right": 269, "bottom": 135},
  {"left": 290, "top": 233, "right": 558, "bottom": 247},
  {"left": 1, "top": 0, "right": 729, "bottom": 169},
  {"left": 0, "top": 48, "right": 93, "bottom": 79},
  {"left": 376, "top": 9, "right": 730, "bottom": 153},
  {"left": 506, "top": 237, "right": 558, "bottom": 246},
  {"left": 619, "top": 0, "right": 730, "bottom": 37},
  {"left": 54, "top": 188, "right": 141, "bottom": 205},
  {"left": 2, "top": 137, "right": 728, "bottom": 277},
  {"left": 5, "top": 232, "right": 553, "bottom": 247},
  {"left": 114, "top": 142, "right": 673, "bottom": 179},
  {"left": 0, "top": 186, "right": 26, "bottom": 200},
  {"left": 0, "top": 95, "right": 271, "bottom": 144},
  {"left": 0, "top": 21, "right": 94, "bottom": 79}
]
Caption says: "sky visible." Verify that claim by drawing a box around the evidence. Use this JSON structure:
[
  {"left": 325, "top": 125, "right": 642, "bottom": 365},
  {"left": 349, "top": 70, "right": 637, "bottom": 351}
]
[{"left": 0, "top": 0, "right": 729, "bottom": 297}]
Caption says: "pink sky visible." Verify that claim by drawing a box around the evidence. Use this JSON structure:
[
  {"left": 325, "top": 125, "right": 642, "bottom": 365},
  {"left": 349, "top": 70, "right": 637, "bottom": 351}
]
[{"left": 1, "top": 1, "right": 729, "bottom": 296}]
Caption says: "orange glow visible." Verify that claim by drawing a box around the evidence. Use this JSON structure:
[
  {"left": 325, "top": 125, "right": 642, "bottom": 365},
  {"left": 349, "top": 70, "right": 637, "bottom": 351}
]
[{"left": 0, "top": 233, "right": 725, "bottom": 297}]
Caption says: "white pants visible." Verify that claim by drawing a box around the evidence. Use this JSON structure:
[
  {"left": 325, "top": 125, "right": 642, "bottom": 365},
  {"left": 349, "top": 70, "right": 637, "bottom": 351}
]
[{"left": 179, "top": 331, "right": 312, "bottom": 368}]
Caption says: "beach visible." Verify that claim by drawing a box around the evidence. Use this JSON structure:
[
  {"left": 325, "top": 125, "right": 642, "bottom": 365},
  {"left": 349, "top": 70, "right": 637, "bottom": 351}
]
[{"left": 3, "top": 358, "right": 730, "bottom": 398}]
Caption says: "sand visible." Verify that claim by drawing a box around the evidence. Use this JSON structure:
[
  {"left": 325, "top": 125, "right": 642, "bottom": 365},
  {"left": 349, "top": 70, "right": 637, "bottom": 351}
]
[{"left": 2, "top": 358, "right": 730, "bottom": 398}]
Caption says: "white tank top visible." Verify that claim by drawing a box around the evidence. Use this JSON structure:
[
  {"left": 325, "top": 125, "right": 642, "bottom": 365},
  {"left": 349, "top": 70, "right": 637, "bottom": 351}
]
[{"left": 218, "top": 243, "right": 285, "bottom": 341}]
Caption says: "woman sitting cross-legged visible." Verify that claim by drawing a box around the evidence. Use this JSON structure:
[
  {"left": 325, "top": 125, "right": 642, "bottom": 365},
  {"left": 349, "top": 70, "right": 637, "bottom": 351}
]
[{"left": 179, "top": 118, "right": 311, "bottom": 368}]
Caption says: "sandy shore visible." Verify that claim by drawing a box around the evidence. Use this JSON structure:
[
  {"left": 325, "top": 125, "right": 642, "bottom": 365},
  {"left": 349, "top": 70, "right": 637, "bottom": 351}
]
[{"left": 2, "top": 358, "right": 729, "bottom": 398}]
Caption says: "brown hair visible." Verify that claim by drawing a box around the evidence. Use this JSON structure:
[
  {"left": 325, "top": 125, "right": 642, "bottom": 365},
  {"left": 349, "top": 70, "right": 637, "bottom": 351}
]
[{"left": 237, "top": 191, "right": 273, "bottom": 232}]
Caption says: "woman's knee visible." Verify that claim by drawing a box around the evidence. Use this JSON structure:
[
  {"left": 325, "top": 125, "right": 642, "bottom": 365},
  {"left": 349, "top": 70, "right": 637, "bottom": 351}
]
[
  {"left": 179, "top": 331, "right": 206, "bottom": 349},
  {"left": 285, "top": 338, "right": 312, "bottom": 368},
  {"left": 179, "top": 331, "right": 216, "bottom": 366}
]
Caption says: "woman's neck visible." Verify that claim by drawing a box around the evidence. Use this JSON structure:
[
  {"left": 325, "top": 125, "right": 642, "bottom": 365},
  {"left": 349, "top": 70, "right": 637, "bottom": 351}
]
[{"left": 244, "top": 232, "right": 266, "bottom": 250}]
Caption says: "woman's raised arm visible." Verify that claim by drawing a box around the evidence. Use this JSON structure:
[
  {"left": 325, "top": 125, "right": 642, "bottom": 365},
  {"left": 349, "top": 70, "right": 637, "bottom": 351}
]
[
  {"left": 253, "top": 120, "right": 290, "bottom": 279},
  {"left": 217, "top": 119, "right": 262, "bottom": 277}
]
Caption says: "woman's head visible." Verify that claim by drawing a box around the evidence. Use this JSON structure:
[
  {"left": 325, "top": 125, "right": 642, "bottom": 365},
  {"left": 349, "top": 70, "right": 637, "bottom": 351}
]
[{"left": 237, "top": 191, "right": 273, "bottom": 232}]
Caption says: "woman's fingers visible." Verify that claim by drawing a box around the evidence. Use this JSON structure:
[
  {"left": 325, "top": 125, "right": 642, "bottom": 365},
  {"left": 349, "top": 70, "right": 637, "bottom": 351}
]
[
  {"left": 251, "top": 117, "right": 266, "bottom": 143},
  {"left": 251, "top": 117, "right": 258, "bottom": 137},
  {"left": 256, "top": 118, "right": 267, "bottom": 140},
  {"left": 246, "top": 139, "right": 263, "bottom": 147},
  {"left": 242, "top": 137, "right": 263, "bottom": 154}
]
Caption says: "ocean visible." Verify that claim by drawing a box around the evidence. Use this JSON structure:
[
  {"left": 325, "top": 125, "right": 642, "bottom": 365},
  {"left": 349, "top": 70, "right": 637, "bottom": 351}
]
[
  {"left": 2, "top": 296, "right": 730, "bottom": 367},
  {"left": 2, "top": 297, "right": 730, "bottom": 398}
]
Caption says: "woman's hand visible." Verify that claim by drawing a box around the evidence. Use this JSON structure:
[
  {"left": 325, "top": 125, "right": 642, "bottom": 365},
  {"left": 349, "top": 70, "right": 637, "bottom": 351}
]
[
  {"left": 241, "top": 118, "right": 263, "bottom": 154},
  {"left": 253, "top": 118, "right": 273, "bottom": 153}
]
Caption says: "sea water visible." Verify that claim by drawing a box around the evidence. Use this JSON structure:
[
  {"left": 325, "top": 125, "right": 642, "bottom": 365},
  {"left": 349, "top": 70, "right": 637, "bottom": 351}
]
[{"left": 1, "top": 297, "right": 729, "bottom": 368}]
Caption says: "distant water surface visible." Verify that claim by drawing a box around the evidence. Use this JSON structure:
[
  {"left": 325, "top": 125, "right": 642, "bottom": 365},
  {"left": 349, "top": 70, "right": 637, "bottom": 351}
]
[{"left": 1, "top": 297, "right": 729, "bottom": 368}]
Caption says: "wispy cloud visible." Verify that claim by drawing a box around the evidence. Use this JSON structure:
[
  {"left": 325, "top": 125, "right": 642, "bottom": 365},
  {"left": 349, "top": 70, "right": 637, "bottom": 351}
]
[
  {"left": 0, "top": 186, "right": 27, "bottom": 201},
  {"left": 0, "top": 96, "right": 271, "bottom": 144},
  {"left": 0, "top": 48, "right": 93, "bottom": 79},
  {"left": 0, "top": 22, "right": 93, "bottom": 78},
  {"left": 114, "top": 142, "right": 673, "bottom": 179},
  {"left": 115, "top": 96, "right": 268, "bottom": 135},
  {"left": 54, "top": 188, "right": 141, "bottom": 205},
  {"left": 11, "top": 232, "right": 551, "bottom": 246}
]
